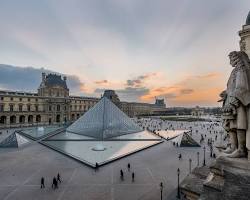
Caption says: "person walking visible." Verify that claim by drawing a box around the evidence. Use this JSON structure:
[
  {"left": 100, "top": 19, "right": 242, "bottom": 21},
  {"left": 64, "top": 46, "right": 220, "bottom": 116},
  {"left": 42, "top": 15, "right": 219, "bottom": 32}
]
[
  {"left": 40, "top": 177, "right": 45, "bottom": 188},
  {"left": 120, "top": 169, "right": 124, "bottom": 180},
  {"left": 178, "top": 153, "right": 182, "bottom": 160},
  {"left": 52, "top": 177, "right": 58, "bottom": 189},
  {"left": 57, "top": 173, "right": 61, "bottom": 183},
  {"left": 127, "top": 163, "right": 131, "bottom": 172},
  {"left": 132, "top": 172, "right": 135, "bottom": 182}
]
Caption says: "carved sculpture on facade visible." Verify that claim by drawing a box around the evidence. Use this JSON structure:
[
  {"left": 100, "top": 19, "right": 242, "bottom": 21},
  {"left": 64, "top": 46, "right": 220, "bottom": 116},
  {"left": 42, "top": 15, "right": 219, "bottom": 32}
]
[{"left": 220, "top": 51, "right": 250, "bottom": 158}]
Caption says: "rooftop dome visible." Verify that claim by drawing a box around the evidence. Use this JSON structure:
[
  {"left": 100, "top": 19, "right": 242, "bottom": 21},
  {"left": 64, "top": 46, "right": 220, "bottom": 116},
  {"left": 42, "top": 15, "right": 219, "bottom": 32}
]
[{"left": 246, "top": 11, "right": 250, "bottom": 25}]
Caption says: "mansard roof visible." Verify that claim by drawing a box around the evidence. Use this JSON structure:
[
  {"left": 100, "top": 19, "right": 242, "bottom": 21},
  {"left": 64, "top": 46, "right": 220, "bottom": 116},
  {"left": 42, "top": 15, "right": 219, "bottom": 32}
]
[{"left": 44, "top": 74, "right": 68, "bottom": 89}]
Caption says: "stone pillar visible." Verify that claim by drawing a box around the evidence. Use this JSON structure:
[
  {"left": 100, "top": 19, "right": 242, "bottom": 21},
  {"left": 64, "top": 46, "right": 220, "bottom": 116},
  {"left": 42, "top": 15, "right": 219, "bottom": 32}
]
[{"left": 239, "top": 23, "right": 250, "bottom": 58}]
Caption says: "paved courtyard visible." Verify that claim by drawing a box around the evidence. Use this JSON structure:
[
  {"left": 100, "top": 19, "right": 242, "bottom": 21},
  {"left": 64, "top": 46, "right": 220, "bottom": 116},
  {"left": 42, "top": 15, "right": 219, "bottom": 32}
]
[{"left": 0, "top": 120, "right": 221, "bottom": 200}]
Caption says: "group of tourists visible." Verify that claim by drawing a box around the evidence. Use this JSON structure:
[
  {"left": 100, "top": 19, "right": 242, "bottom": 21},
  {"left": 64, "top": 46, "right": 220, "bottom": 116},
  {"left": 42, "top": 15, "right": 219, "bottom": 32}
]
[
  {"left": 120, "top": 163, "right": 135, "bottom": 182},
  {"left": 40, "top": 173, "right": 62, "bottom": 189}
]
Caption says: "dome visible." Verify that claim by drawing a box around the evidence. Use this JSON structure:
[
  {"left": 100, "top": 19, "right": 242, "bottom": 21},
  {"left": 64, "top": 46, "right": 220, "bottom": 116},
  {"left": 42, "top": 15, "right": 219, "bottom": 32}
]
[{"left": 246, "top": 11, "right": 250, "bottom": 25}]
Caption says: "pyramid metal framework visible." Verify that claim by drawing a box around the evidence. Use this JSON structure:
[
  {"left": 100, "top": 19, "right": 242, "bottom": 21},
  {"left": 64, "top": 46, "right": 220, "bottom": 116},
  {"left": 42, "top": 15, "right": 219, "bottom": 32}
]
[
  {"left": 172, "top": 132, "right": 200, "bottom": 147},
  {"left": 0, "top": 132, "right": 30, "bottom": 148},
  {"left": 67, "top": 97, "right": 142, "bottom": 139}
]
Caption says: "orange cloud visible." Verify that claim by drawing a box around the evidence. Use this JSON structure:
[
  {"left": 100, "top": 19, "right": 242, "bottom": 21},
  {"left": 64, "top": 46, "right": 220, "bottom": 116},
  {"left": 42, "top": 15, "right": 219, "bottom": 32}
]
[
  {"left": 95, "top": 80, "right": 108, "bottom": 85},
  {"left": 140, "top": 72, "right": 223, "bottom": 106}
]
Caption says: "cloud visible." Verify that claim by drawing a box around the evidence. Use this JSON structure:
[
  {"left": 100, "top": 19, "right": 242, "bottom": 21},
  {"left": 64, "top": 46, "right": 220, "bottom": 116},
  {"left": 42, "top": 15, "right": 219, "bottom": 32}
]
[
  {"left": 141, "top": 72, "right": 222, "bottom": 106},
  {"left": 94, "top": 86, "right": 149, "bottom": 102},
  {"left": 126, "top": 72, "right": 157, "bottom": 87},
  {"left": 0, "top": 64, "right": 85, "bottom": 95},
  {"left": 95, "top": 80, "right": 108, "bottom": 85},
  {"left": 180, "top": 89, "right": 194, "bottom": 94}
]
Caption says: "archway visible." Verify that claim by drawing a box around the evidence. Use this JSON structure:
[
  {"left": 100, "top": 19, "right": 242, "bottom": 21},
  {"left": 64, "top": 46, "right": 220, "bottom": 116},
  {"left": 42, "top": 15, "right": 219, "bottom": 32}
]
[
  {"left": 71, "top": 114, "right": 75, "bottom": 121},
  {"left": 28, "top": 115, "right": 33, "bottom": 123},
  {"left": 0, "top": 116, "right": 7, "bottom": 124},
  {"left": 56, "top": 114, "right": 60, "bottom": 123},
  {"left": 10, "top": 115, "right": 16, "bottom": 124},
  {"left": 36, "top": 115, "right": 41, "bottom": 123},
  {"left": 19, "top": 115, "right": 25, "bottom": 124}
]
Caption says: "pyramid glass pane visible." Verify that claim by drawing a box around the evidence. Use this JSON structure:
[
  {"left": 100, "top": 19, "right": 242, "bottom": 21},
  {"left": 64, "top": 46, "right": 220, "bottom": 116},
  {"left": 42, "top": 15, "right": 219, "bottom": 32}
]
[
  {"left": 0, "top": 133, "right": 18, "bottom": 147},
  {"left": 16, "top": 133, "right": 30, "bottom": 146},
  {"left": 67, "top": 97, "right": 142, "bottom": 139}
]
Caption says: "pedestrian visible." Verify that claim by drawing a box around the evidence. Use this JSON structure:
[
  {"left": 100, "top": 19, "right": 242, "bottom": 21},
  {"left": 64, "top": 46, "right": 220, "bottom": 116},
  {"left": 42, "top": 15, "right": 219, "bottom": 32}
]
[
  {"left": 127, "top": 163, "right": 130, "bottom": 172},
  {"left": 40, "top": 177, "right": 45, "bottom": 188},
  {"left": 120, "top": 169, "right": 124, "bottom": 180},
  {"left": 52, "top": 177, "right": 58, "bottom": 189},
  {"left": 57, "top": 173, "right": 61, "bottom": 183},
  {"left": 132, "top": 172, "right": 135, "bottom": 182},
  {"left": 178, "top": 153, "right": 182, "bottom": 160}
]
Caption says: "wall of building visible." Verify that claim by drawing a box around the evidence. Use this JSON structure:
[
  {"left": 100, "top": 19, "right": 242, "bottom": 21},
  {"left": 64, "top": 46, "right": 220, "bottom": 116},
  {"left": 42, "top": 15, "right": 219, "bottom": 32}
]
[{"left": 0, "top": 74, "right": 165, "bottom": 128}]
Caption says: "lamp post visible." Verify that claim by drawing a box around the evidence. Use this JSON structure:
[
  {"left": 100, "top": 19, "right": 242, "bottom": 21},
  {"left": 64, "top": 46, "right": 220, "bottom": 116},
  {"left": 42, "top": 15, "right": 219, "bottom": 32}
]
[
  {"left": 210, "top": 144, "right": 213, "bottom": 158},
  {"left": 203, "top": 146, "right": 206, "bottom": 166},
  {"left": 189, "top": 158, "right": 192, "bottom": 174},
  {"left": 197, "top": 152, "right": 200, "bottom": 166},
  {"left": 177, "top": 168, "right": 180, "bottom": 199},
  {"left": 160, "top": 182, "right": 163, "bottom": 200}
]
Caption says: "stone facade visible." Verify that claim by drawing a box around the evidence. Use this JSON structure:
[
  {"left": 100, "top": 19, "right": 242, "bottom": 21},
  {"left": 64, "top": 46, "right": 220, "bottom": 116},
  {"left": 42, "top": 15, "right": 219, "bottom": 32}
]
[
  {"left": 0, "top": 74, "right": 165, "bottom": 128},
  {"left": 239, "top": 11, "right": 250, "bottom": 58}
]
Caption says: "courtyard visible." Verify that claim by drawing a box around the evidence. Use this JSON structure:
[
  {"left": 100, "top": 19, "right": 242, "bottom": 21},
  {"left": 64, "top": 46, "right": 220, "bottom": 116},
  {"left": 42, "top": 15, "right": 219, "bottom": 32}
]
[{"left": 0, "top": 119, "right": 222, "bottom": 200}]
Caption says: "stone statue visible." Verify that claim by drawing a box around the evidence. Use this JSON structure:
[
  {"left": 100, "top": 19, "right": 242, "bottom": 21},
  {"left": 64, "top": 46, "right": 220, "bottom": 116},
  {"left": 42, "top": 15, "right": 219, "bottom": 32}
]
[{"left": 220, "top": 51, "right": 250, "bottom": 158}]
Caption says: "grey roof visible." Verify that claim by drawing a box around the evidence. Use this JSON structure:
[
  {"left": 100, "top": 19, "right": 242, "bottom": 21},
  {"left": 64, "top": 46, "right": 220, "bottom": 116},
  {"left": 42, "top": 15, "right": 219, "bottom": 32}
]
[
  {"left": 246, "top": 11, "right": 250, "bottom": 25},
  {"left": 44, "top": 74, "right": 68, "bottom": 89}
]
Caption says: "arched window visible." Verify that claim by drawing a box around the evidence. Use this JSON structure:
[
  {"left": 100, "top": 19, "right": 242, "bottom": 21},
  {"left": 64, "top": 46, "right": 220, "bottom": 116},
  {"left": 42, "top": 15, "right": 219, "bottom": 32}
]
[
  {"left": 10, "top": 115, "right": 16, "bottom": 124},
  {"left": 0, "top": 116, "right": 7, "bottom": 124},
  {"left": 19, "top": 115, "right": 25, "bottom": 124},
  {"left": 28, "top": 115, "right": 33, "bottom": 123},
  {"left": 36, "top": 115, "right": 41, "bottom": 123},
  {"left": 56, "top": 114, "right": 60, "bottom": 123}
]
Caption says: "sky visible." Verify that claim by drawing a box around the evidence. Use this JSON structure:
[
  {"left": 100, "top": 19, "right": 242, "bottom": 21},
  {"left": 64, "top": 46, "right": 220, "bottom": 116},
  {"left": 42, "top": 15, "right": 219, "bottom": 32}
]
[{"left": 0, "top": 0, "right": 249, "bottom": 107}]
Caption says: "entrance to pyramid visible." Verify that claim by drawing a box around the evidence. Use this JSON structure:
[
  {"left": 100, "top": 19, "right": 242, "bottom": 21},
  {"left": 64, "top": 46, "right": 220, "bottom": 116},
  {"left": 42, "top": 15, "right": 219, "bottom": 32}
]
[{"left": 66, "top": 97, "right": 143, "bottom": 150}]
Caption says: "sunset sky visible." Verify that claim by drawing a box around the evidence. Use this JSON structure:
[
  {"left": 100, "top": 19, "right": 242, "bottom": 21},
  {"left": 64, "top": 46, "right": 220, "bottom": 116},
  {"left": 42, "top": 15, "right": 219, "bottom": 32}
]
[{"left": 0, "top": 0, "right": 250, "bottom": 106}]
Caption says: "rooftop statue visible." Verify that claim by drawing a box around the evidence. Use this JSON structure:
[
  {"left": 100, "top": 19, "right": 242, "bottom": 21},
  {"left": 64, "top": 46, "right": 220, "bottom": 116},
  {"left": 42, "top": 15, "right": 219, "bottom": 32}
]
[{"left": 220, "top": 51, "right": 250, "bottom": 158}]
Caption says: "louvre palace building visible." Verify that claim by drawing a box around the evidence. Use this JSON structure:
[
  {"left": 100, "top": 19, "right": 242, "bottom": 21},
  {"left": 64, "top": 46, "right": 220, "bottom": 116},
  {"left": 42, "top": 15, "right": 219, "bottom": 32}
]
[{"left": 0, "top": 73, "right": 166, "bottom": 128}]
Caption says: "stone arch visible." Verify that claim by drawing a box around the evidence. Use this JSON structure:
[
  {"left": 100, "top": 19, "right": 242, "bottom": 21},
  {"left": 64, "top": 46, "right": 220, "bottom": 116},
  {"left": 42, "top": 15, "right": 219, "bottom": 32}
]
[
  {"left": 56, "top": 114, "right": 60, "bottom": 123},
  {"left": 19, "top": 115, "right": 25, "bottom": 124},
  {"left": 77, "top": 113, "right": 80, "bottom": 119},
  {"left": 71, "top": 114, "right": 75, "bottom": 121},
  {"left": 28, "top": 115, "right": 33, "bottom": 123},
  {"left": 10, "top": 115, "right": 16, "bottom": 124},
  {"left": 0, "top": 116, "right": 7, "bottom": 124},
  {"left": 36, "top": 115, "right": 41, "bottom": 123}
]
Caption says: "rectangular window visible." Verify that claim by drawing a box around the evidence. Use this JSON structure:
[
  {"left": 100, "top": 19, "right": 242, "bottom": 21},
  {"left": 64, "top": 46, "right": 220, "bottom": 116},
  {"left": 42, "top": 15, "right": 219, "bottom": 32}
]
[
  {"left": 19, "top": 98, "right": 22, "bottom": 101},
  {"left": 19, "top": 104, "right": 23, "bottom": 111},
  {"left": 35, "top": 105, "right": 39, "bottom": 112},
  {"left": 10, "top": 104, "right": 14, "bottom": 112},
  {"left": 0, "top": 104, "right": 4, "bottom": 111},
  {"left": 27, "top": 105, "right": 31, "bottom": 111}
]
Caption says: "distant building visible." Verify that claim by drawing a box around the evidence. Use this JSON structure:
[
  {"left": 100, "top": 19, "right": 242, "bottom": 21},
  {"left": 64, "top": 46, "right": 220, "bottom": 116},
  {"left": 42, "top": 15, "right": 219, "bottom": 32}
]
[
  {"left": 0, "top": 74, "right": 166, "bottom": 128},
  {"left": 191, "top": 106, "right": 205, "bottom": 117}
]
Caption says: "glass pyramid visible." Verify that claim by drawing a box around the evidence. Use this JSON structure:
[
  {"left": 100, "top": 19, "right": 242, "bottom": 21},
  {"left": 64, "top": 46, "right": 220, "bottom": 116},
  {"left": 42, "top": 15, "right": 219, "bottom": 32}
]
[
  {"left": 67, "top": 97, "right": 142, "bottom": 139},
  {"left": 172, "top": 132, "right": 200, "bottom": 147},
  {"left": 0, "top": 132, "right": 30, "bottom": 148}
]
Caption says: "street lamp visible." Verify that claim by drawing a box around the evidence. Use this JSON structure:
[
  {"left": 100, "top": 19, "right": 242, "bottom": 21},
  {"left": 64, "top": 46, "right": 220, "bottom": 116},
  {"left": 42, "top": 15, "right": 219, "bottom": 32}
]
[
  {"left": 203, "top": 146, "right": 206, "bottom": 166},
  {"left": 177, "top": 168, "right": 180, "bottom": 199},
  {"left": 197, "top": 152, "right": 200, "bottom": 166},
  {"left": 160, "top": 182, "right": 163, "bottom": 200},
  {"left": 189, "top": 158, "right": 192, "bottom": 174}
]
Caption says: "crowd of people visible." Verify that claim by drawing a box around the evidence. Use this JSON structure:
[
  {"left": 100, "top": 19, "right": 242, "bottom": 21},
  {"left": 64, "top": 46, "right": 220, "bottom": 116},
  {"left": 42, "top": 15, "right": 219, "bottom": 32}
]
[{"left": 40, "top": 173, "right": 62, "bottom": 189}]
